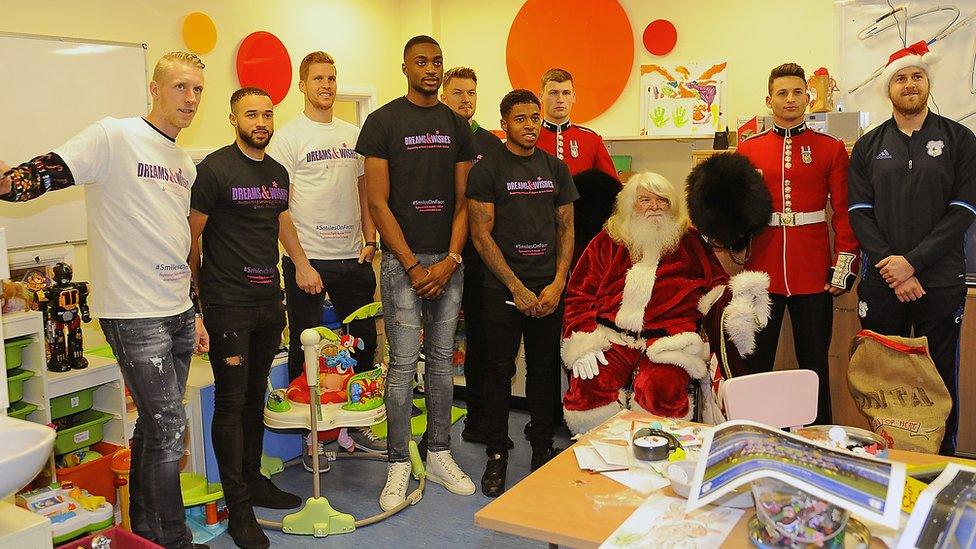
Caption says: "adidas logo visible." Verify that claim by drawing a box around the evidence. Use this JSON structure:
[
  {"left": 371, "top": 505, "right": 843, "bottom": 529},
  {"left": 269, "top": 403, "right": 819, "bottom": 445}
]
[{"left": 875, "top": 149, "right": 892, "bottom": 160}]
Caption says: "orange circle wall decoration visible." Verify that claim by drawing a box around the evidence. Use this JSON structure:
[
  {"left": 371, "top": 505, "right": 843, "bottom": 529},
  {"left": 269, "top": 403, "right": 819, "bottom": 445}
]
[
  {"left": 236, "top": 31, "right": 292, "bottom": 105},
  {"left": 506, "top": 0, "right": 634, "bottom": 124},
  {"left": 182, "top": 12, "right": 217, "bottom": 55},
  {"left": 643, "top": 19, "right": 677, "bottom": 56}
]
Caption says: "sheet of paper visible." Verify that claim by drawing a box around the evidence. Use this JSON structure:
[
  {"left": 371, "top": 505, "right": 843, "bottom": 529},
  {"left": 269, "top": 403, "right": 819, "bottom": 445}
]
[
  {"left": 574, "top": 445, "right": 626, "bottom": 472},
  {"left": 600, "top": 494, "right": 743, "bottom": 548},
  {"left": 591, "top": 439, "right": 632, "bottom": 468},
  {"left": 602, "top": 469, "right": 670, "bottom": 495}
]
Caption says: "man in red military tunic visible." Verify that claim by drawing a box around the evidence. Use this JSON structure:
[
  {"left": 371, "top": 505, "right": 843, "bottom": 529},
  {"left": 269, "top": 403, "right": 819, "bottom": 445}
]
[
  {"left": 560, "top": 171, "right": 770, "bottom": 434},
  {"left": 737, "top": 63, "right": 859, "bottom": 425}
]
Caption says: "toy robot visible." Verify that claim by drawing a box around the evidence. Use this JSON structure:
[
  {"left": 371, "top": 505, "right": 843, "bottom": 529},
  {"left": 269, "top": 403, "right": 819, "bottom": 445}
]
[{"left": 36, "top": 263, "right": 91, "bottom": 372}]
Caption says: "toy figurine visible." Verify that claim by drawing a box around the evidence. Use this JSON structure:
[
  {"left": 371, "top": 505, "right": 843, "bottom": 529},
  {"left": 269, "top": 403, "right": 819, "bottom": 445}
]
[{"left": 35, "top": 262, "right": 91, "bottom": 372}]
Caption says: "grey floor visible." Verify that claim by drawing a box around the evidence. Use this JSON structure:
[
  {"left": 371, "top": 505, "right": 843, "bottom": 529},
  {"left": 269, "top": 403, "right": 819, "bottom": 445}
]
[{"left": 206, "top": 406, "right": 571, "bottom": 548}]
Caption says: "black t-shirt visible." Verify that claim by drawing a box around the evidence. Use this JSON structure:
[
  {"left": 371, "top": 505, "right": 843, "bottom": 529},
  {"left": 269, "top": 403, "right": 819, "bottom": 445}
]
[
  {"left": 463, "top": 125, "right": 505, "bottom": 263},
  {"left": 355, "top": 97, "right": 476, "bottom": 254},
  {"left": 466, "top": 146, "right": 578, "bottom": 289},
  {"left": 191, "top": 144, "right": 289, "bottom": 306}
]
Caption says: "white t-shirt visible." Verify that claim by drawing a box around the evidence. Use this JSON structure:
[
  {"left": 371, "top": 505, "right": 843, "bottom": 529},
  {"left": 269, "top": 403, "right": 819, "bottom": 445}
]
[
  {"left": 268, "top": 113, "right": 365, "bottom": 260},
  {"left": 55, "top": 117, "right": 196, "bottom": 319}
]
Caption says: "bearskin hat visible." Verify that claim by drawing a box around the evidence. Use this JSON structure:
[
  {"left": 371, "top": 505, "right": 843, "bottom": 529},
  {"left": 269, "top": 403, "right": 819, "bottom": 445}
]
[
  {"left": 572, "top": 168, "right": 622, "bottom": 248},
  {"left": 686, "top": 153, "right": 771, "bottom": 252}
]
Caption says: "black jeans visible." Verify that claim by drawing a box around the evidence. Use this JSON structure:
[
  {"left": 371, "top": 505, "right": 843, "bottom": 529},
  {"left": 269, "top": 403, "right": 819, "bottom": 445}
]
[
  {"left": 283, "top": 256, "right": 377, "bottom": 381},
  {"left": 857, "top": 280, "right": 966, "bottom": 456},
  {"left": 482, "top": 285, "right": 563, "bottom": 456},
  {"left": 747, "top": 292, "right": 834, "bottom": 425},
  {"left": 100, "top": 308, "right": 195, "bottom": 549},
  {"left": 461, "top": 259, "right": 488, "bottom": 428},
  {"left": 203, "top": 302, "right": 285, "bottom": 511}
]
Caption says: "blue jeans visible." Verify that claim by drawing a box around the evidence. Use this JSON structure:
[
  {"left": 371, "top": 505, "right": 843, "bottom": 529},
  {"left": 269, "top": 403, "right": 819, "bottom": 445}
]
[
  {"left": 100, "top": 308, "right": 195, "bottom": 549},
  {"left": 381, "top": 252, "right": 463, "bottom": 462}
]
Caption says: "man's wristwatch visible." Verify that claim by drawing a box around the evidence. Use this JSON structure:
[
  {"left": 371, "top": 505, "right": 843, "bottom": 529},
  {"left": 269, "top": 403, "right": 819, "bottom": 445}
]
[{"left": 447, "top": 252, "right": 463, "bottom": 265}]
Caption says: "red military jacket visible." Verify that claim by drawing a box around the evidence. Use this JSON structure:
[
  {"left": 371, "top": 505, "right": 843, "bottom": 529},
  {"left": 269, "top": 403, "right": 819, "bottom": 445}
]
[
  {"left": 737, "top": 122, "right": 859, "bottom": 296},
  {"left": 538, "top": 119, "right": 617, "bottom": 177}
]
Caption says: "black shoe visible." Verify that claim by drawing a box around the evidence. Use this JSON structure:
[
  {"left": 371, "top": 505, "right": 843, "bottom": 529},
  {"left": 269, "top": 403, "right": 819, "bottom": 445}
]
[
  {"left": 481, "top": 454, "right": 508, "bottom": 497},
  {"left": 227, "top": 506, "right": 270, "bottom": 549},
  {"left": 530, "top": 446, "right": 564, "bottom": 472},
  {"left": 523, "top": 421, "right": 533, "bottom": 440},
  {"left": 461, "top": 424, "right": 515, "bottom": 449},
  {"left": 248, "top": 474, "right": 302, "bottom": 509}
]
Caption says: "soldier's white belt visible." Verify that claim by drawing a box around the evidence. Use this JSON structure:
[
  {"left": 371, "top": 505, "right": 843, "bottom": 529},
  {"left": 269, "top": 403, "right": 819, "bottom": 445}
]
[{"left": 768, "top": 210, "right": 826, "bottom": 227}]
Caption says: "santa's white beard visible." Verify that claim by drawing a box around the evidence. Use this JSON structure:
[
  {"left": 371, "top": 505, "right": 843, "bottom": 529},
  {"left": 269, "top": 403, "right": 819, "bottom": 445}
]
[{"left": 626, "top": 213, "right": 682, "bottom": 262}]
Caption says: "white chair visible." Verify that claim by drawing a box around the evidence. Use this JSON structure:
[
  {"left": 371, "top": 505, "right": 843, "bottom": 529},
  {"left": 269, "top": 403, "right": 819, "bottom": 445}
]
[{"left": 719, "top": 370, "right": 819, "bottom": 429}]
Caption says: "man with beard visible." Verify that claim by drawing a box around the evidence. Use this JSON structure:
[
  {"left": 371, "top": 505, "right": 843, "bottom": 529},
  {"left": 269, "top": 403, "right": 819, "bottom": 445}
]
[
  {"left": 356, "top": 35, "right": 477, "bottom": 511},
  {"left": 468, "top": 89, "right": 577, "bottom": 496},
  {"left": 848, "top": 41, "right": 976, "bottom": 455},
  {"left": 737, "top": 63, "right": 858, "bottom": 425},
  {"left": 560, "top": 172, "right": 769, "bottom": 434},
  {"left": 189, "top": 87, "right": 311, "bottom": 549},
  {"left": 439, "top": 66, "right": 505, "bottom": 447}
]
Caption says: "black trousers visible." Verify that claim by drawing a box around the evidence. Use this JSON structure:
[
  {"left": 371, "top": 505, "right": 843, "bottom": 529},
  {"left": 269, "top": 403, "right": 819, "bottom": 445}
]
[
  {"left": 747, "top": 292, "right": 834, "bottom": 425},
  {"left": 482, "top": 285, "right": 563, "bottom": 456},
  {"left": 283, "top": 256, "right": 377, "bottom": 381},
  {"left": 857, "top": 279, "right": 966, "bottom": 456},
  {"left": 461, "top": 259, "right": 488, "bottom": 428},
  {"left": 204, "top": 302, "right": 285, "bottom": 511}
]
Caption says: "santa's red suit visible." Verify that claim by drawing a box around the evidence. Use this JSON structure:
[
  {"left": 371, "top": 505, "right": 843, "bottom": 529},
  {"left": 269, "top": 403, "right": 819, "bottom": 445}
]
[
  {"left": 736, "top": 123, "right": 858, "bottom": 294},
  {"left": 561, "top": 229, "right": 769, "bottom": 435}
]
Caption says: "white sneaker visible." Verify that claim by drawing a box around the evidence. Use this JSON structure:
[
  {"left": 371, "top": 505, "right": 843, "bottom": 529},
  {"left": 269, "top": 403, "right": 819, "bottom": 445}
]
[
  {"left": 426, "top": 450, "right": 476, "bottom": 495},
  {"left": 379, "top": 461, "right": 412, "bottom": 511}
]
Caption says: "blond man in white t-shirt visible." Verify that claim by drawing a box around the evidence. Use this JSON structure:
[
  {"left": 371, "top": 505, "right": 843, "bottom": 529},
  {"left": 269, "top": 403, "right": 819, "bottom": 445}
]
[
  {"left": 268, "top": 52, "right": 385, "bottom": 464},
  {"left": 1, "top": 52, "right": 209, "bottom": 549}
]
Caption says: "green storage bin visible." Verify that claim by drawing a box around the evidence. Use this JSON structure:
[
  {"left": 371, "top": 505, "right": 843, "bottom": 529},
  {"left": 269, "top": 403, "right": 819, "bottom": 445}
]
[
  {"left": 5, "top": 337, "right": 33, "bottom": 370},
  {"left": 50, "top": 387, "right": 96, "bottom": 420},
  {"left": 54, "top": 410, "right": 113, "bottom": 455},
  {"left": 7, "top": 400, "right": 38, "bottom": 419},
  {"left": 6, "top": 368, "right": 34, "bottom": 403}
]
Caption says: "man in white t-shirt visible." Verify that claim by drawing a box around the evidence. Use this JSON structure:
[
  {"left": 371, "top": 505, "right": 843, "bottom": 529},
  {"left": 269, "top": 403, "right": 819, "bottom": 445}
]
[
  {"left": 0, "top": 52, "right": 208, "bottom": 549},
  {"left": 267, "top": 51, "right": 385, "bottom": 461}
]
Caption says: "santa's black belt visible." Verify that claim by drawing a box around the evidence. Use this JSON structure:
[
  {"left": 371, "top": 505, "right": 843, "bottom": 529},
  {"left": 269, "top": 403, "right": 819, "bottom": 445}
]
[{"left": 596, "top": 317, "right": 668, "bottom": 340}]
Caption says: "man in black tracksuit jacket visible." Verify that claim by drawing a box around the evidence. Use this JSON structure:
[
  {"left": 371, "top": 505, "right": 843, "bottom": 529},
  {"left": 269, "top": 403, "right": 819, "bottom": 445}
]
[{"left": 848, "top": 41, "right": 976, "bottom": 455}]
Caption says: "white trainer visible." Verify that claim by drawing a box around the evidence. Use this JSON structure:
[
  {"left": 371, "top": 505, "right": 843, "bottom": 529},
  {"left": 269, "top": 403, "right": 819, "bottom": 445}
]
[
  {"left": 426, "top": 450, "right": 476, "bottom": 495},
  {"left": 379, "top": 461, "right": 412, "bottom": 511}
]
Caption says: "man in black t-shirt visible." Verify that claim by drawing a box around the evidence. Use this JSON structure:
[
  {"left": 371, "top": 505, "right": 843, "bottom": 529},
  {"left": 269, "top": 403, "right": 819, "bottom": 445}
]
[
  {"left": 468, "top": 89, "right": 577, "bottom": 497},
  {"left": 189, "top": 87, "right": 322, "bottom": 549},
  {"left": 356, "top": 35, "right": 477, "bottom": 511},
  {"left": 439, "top": 66, "right": 506, "bottom": 448}
]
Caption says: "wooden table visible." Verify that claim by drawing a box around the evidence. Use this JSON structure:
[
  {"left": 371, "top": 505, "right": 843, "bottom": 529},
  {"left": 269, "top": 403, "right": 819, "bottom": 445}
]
[{"left": 474, "top": 414, "right": 971, "bottom": 548}]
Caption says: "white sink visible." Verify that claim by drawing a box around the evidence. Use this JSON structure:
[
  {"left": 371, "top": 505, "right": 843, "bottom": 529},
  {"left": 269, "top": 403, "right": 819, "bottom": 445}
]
[{"left": 0, "top": 415, "right": 55, "bottom": 499}]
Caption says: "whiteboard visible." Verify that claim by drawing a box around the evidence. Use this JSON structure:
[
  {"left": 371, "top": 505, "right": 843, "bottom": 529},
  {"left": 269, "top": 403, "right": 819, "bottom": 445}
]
[
  {"left": 836, "top": 1, "right": 976, "bottom": 134},
  {"left": 0, "top": 32, "right": 149, "bottom": 249}
]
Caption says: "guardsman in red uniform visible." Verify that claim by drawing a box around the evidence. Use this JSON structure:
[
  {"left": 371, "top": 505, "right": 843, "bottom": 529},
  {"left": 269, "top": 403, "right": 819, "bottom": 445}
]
[
  {"left": 736, "top": 63, "right": 859, "bottom": 424},
  {"left": 537, "top": 68, "right": 621, "bottom": 266}
]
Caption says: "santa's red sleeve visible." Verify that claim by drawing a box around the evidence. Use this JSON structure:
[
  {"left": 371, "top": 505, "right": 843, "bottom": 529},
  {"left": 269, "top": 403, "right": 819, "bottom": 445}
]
[{"left": 561, "top": 231, "right": 616, "bottom": 367}]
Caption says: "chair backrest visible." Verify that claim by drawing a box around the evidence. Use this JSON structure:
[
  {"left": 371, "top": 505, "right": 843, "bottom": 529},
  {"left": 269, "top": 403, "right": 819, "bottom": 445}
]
[{"left": 719, "top": 370, "right": 819, "bottom": 429}]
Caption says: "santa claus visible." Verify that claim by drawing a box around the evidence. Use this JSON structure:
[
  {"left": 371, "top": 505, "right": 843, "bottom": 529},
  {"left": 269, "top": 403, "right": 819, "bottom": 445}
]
[{"left": 561, "top": 171, "right": 770, "bottom": 434}]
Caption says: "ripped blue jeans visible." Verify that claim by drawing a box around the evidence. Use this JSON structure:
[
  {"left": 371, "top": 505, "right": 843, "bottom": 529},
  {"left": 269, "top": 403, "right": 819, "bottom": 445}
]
[{"left": 100, "top": 308, "right": 195, "bottom": 549}]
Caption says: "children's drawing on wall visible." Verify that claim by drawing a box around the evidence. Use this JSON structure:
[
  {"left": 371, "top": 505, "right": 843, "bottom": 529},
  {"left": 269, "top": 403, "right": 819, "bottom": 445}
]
[{"left": 639, "top": 61, "right": 727, "bottom": 138}]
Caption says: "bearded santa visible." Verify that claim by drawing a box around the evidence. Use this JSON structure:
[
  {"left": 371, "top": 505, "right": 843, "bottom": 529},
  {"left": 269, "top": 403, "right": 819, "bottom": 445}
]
[{"left": 561, "top": 171, "right": 770, "bottom": 435}]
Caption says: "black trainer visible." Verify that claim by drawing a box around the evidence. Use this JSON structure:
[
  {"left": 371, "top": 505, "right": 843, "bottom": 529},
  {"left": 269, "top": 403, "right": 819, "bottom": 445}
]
[
  {"left": 227, "top": 505, "right": 270, "bottom": 549},
  {"left": 530, "top": 446, "right": 564, "bottom": 471},
  {"left": 481, "top": 454, "right": 508, "bottom": 497},
  {"left": 247, "top": 474, "right": 301, "bottom": 510}
]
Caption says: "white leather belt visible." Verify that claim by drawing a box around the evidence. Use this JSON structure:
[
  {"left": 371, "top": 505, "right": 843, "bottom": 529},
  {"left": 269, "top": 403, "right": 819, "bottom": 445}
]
[{"left": 769, "top": 210, "right": 826, "bottom": 227}]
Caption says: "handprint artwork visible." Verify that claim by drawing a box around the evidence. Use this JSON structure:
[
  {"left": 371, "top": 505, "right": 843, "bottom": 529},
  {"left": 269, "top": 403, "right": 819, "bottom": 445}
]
[{"left": 639, "top": 61, "right": 727, "bottom": 137}]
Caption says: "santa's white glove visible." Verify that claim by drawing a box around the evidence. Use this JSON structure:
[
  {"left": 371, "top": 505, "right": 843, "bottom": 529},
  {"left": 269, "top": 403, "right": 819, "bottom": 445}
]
[{"left": 572, "top": 350, "right": 608, "bottom": 380}]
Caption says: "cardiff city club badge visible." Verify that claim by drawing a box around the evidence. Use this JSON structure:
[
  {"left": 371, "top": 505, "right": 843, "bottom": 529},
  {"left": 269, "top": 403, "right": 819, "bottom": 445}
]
[
  {"left": 801, "top": 145, "right": 813, "bottom": 164},
  {"left": 570, "top": 139, "right": 579, "bottom": 158},
  {"left": 926, "top": 140, "right": 944, "bottom": 157}
]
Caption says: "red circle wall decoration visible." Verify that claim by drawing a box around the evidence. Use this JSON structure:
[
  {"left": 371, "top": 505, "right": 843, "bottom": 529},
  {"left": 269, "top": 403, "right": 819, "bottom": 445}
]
[
  {"left": 506, "top": 0, "right": 634, "bottom": 124},
  {"left": 643, "top": 19, "right": 678, "bottom": 56},
  {"left": 236, "top": 31, "right": 292, "bottom": 105}
]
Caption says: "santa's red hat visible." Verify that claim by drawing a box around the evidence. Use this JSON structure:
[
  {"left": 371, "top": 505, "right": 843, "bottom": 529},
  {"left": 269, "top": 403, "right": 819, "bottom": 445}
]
[{"left": 879, "top": 40, "right": 938, "bottom": 95}]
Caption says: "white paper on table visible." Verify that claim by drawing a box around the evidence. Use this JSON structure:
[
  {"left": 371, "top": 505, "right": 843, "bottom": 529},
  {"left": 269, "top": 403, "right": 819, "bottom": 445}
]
[
  {"left": 574, "top": 446, "right": 627, "bottom": 472},
  {"left": 591, "top": 440, "right": 633, "bottom": 468},
  {"left": 600, "top": 494, "right": 743, "bottom": 549},
  {"left": 602, "top": 469, "right": 670, "bottom": 495}
]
